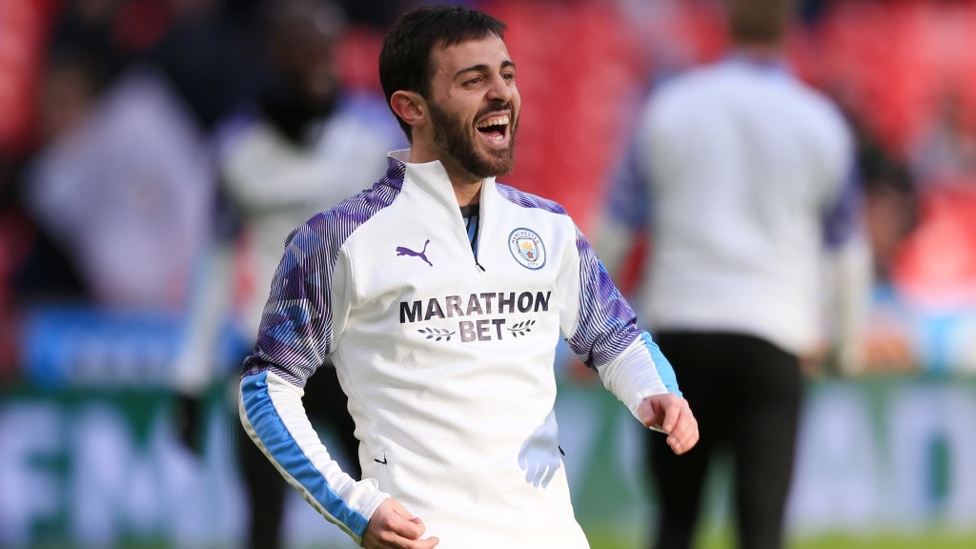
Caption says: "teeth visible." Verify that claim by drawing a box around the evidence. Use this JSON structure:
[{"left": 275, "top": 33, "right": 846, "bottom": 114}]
[{"left": 476, "top": 115, "right": 509, "bottom": 128}]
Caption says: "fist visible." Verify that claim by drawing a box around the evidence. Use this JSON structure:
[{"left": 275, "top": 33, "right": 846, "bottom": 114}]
[{"left": 637, "top": 393, "right": 699, "bottom": 455}]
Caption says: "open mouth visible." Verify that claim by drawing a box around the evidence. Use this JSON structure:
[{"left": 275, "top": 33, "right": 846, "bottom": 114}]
[{"left": 475, "top": 114, "right": 510, "bottom": 144}]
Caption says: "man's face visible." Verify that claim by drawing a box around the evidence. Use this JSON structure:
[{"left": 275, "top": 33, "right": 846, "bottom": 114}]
[
  {"left": 425, "top": 36, "right": 520, "bottom": 179},
  {"left": 271, "top": 13, "right": 342, "bottom": 112}
]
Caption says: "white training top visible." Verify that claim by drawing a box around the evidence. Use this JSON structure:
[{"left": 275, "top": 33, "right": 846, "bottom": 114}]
[
  {"left": 238, "top": 150, "right": 682, "bottom": 548},
  {"left": 611, "top": 57, "right": 860, "bottom": 355}
]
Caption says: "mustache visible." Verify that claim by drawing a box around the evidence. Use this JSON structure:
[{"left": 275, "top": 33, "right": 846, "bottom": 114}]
[{"left": 476, "top": 102, "right": 513, "bottom": 120}]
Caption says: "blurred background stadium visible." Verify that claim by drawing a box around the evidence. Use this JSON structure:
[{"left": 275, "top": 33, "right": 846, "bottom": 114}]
[{"left": 2, "top": 0, "right": 976, "bottom": 547}]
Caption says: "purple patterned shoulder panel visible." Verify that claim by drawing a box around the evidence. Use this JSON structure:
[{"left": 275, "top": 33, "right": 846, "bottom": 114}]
[
  {"left": 495, "top": 183, "right": 568, "bottom": 215},
  {"left": 242, "top": 158, "right": 406, "bottom": 385},
  {"left": 495, "top": 182, "right": 640, "bottom": 369}
]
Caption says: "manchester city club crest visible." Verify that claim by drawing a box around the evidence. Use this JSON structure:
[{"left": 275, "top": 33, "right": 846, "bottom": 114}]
[{"left": 508, "top": 228, "right": 546, "bottom": 270}]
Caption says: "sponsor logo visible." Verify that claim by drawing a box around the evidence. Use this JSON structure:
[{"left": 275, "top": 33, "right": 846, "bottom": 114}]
[{"left": 400, "top": 291, "right": 551, "bottom": 343}]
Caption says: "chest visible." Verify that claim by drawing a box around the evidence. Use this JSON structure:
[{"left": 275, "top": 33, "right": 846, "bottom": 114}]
[{"left": 341, "top": 196, "right": 573, "bottom": 343}]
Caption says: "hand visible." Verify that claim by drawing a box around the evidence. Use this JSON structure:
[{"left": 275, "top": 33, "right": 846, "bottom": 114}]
[
  {"left": 363, "top": 498, "right": 439, "bottom": 548},
  {"left": 637, "top": 393, "right": 699, "bottom": 455}
]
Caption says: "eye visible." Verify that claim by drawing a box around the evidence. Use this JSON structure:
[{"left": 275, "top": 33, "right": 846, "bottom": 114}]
[
  {"left": 463, "top": 76, "right": 484, "bottom": 87},
  {"left": 503, "top": 72, "right": 516, "bottom": 83}
]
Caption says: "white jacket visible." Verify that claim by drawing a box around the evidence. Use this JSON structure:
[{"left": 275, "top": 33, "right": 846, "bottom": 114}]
[
  {"left": 239, "top": 150, "right": 680, "bottom": 548},
  {"left": 603, "top": 57, "right": 870, "bottom": 364}
]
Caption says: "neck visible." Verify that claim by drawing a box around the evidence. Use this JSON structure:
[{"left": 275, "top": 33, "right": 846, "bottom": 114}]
[
  {"left": 453, "top": 179, "right": 482, "bottom": 206},
  {"left": 732, "top": 42, "right": 784, "bottom": 62}
]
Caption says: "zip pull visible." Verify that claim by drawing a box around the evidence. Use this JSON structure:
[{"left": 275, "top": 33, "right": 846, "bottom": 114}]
[{"left": 475, "top": 260, "right": 486, "bottom": 272}]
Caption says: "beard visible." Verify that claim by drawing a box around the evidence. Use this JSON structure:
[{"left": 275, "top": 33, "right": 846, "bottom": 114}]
[{"left": 428, "top": 100, "right": 517, "bottom": 179}]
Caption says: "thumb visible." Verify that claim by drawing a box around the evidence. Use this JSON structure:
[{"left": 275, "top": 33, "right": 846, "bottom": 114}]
[{"left": 638, "top": 397, "right": 662, "bottom": 429}]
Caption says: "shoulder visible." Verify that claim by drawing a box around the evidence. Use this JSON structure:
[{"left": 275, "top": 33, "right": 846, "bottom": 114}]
[
  {"left": 495, "top": 183, "right": 569, "bottom": 216},
  {"left": 778, "top": 77, "right": 852, "bottom": 145},
  {"left": 653, "top": 64, "right": 727, "bottom": 104},
  {"left": 299, "top": 160, "right": 405, "bottom": 243},
  {"left": 638, "top": 65, "right": 728, "bottom": 130},
  {"left": 796, "top": 83, "right": 848, "bottom": 127}
]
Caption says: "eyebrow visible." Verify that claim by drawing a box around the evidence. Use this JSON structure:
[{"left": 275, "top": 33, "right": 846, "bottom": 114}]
[{"left": 453, "top": 60, "right": 516, "bottom": 79}]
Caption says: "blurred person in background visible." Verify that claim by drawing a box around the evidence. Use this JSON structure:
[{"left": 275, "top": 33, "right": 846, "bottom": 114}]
[
  {"left": 0, "top": 0, "right": 240, "bottom": 402},
  {"left": 5, "top": 2, "right": 128, "bottom": 310},
  {"left": 885, "top": 83, "right": 976, "bottom": 312},
  {"left": 9, "top": 0, "right": 265, "bottom": 306},
  {"left": 823, "top": 79, "right": 918, "bottom": 287},
  {"left": 0, "top": 45, "right": 104, "bottom": 377},
  {"left": 848, "top": 106, "right": 918, "bottom": 287},
  {"left": 908, "top": 85, "right": 976, "bottom": 190},
  {"left": 598, "top": 0, "right": 872, "bottom": 547},
  {"left": 170, "top": 1, "right": 403, "bottom": 547},
  {"left": 17, "top": 33, "right": 214, "bottom": 311}
]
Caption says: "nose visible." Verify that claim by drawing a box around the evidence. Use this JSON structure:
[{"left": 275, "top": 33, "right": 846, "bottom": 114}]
[{"left": 486, "top": 73, "right": 514, "bottom": 103}]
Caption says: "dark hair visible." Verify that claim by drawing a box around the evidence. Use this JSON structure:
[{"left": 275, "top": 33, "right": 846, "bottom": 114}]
[
  {"left": 728, "top": 0, "right": 797, "bottom": 45},
  {"left": 379, "top": 5, "right": 507, "bottom": 139}
]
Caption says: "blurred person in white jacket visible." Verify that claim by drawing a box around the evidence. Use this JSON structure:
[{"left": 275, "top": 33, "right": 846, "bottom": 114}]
[
  {"left": 24, "top": 54, "right": 213, "bottom": 311},
  {"left": 598, "top": 0, "right": 872, "bottom": 548}
]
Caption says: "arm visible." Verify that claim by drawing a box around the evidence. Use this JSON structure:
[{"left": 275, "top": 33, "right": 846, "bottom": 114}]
[
  {"left": 172, "top": 185, "right": 243, "bottom": 453},
  {"left": 822, "top": 159, "right": 873, "bottom": 375},
  {"left": 597, "top": 334, "right": 698, "bottom": 455},
  {"left": 237, "top": 221, "right": 392, "bottom": 544},
  {"left": 239, "top": 370, "right": 387, "bottom": 542},
  {"left": 171, "top": 237, "right": 235, "bottom": 453},
  {"left": 562, "top": 228, "right": 698, "bottom": 454}
]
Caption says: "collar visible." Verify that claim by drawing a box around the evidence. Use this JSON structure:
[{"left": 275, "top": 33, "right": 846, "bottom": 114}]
[
  {"left": 386, "top": 149, "right": 497, "bottom": 211},
  {"left": 723, "top": 52, "right": 791, "bottom": 76}
]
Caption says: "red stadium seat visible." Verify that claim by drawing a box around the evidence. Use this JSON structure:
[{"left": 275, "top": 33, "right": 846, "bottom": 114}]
[{"left": 892, "top": 186, "right": 976, "bottom": 309}]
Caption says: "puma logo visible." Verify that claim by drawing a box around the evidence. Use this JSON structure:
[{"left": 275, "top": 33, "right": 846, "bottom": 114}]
[{"left": 395, "top": 239, "right": 433, "bottom": 267}]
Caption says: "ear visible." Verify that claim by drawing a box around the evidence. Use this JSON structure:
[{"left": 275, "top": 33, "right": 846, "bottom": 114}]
[{"left": 390, "top": 90, "right": 427, "bottom": 130}]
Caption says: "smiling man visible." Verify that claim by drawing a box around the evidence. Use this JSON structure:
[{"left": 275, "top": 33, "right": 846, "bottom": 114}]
[{"left": 236, "top": 5, "right": 698, "bottom": 549}]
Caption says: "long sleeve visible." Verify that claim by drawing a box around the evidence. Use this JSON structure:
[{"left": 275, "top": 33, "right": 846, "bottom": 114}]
[
  {"left": 821, "top": 151, "right": 873, "bottom": 374},
  {"left": 561, "top": 225, "right": 681, "bottom": 418},
  {"left": 239, "top": 370, "right": 389, "bottom": 543},
  {"left": 597, "top": 333, "right": 681, "bottom": 420},
  {"left": 238, "top": 212, "right": 389, "bottom": 543}
]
